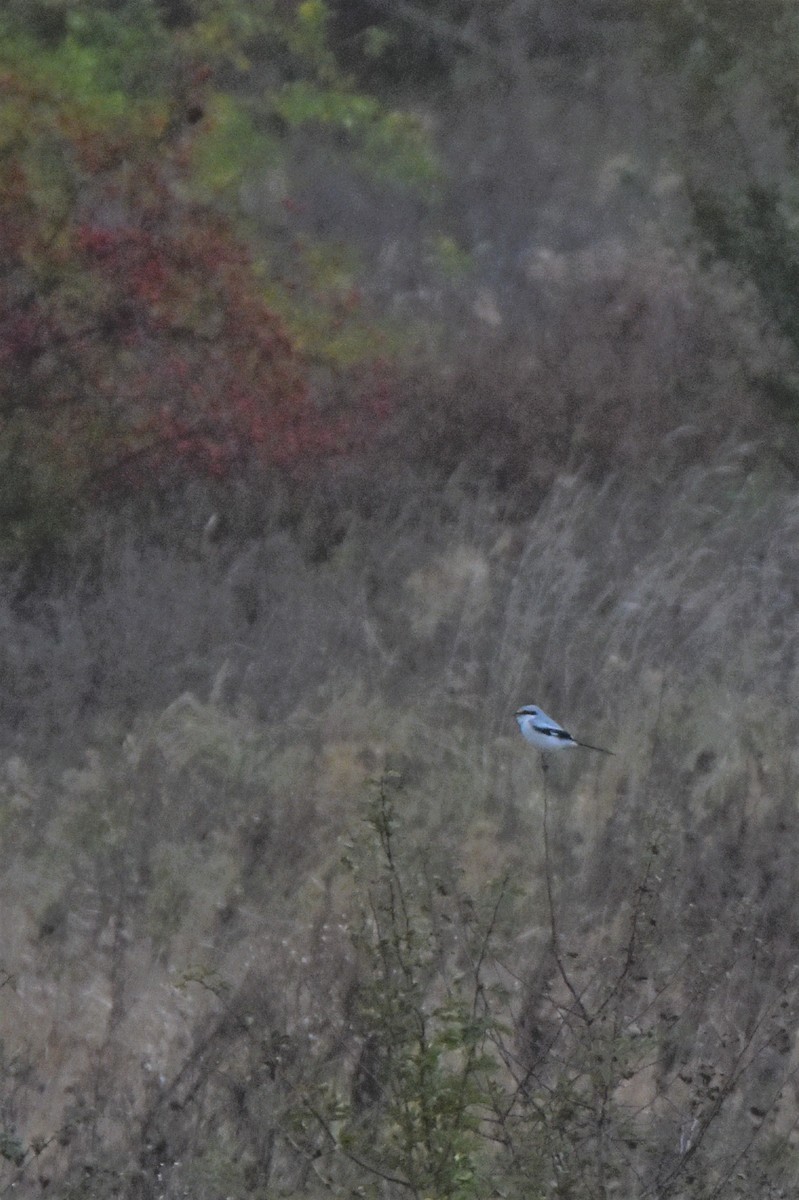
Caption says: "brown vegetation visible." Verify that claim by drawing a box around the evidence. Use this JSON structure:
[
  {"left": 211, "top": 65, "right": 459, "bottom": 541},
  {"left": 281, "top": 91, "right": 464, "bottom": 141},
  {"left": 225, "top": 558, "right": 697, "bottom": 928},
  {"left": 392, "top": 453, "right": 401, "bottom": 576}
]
[
  {"left": 3, "top": 416, "right": 799, "bottom": 1194},
  {"left": 6, "top": 2, "right": 799, "bottom": 1197}
]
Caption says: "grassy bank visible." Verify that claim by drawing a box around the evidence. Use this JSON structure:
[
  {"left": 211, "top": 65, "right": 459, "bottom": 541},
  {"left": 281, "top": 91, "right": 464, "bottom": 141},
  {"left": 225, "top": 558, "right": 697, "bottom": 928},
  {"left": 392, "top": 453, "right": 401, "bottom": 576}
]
[{"left": 2, "top": 443, "right": 799, "bottom": 1195}]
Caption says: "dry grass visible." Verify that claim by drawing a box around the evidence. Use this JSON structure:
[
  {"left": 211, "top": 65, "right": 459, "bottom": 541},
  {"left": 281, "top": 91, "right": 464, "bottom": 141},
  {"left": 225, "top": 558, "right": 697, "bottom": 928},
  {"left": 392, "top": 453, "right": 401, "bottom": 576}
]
[
  {"left": 3, "top": 423, "right": 799, "bottom": 1193},
  {"left": 2, "top": 200, "right": 799, "bottom": 1195}
]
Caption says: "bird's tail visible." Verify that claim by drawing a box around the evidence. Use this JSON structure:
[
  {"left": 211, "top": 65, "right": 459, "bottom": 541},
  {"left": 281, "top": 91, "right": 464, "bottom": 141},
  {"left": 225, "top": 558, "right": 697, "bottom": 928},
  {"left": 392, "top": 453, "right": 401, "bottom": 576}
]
[{"left": 575, "top": 740, "right": 615, "bottom": 755}]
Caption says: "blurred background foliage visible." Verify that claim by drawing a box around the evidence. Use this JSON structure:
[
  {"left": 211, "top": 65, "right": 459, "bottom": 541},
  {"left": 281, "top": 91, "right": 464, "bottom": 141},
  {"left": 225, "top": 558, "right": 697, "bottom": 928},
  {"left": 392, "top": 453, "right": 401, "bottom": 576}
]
[
  {"left": 0, "top": 0, "right": 439, "bottom": 562},
  {"left": 6, "top": 1, "right": 799, "bottom": 1196}
]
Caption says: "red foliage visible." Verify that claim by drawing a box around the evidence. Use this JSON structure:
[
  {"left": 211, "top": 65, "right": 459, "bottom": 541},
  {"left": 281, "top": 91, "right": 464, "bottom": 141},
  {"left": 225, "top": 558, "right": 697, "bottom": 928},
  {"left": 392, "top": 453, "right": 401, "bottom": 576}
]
[{"left": 0, "top": 62, "right": 387, "bottom": 501}]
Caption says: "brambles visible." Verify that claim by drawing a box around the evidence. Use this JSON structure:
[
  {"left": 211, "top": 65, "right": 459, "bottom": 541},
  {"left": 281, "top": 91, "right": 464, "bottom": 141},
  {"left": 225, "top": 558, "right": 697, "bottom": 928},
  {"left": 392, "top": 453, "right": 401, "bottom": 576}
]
[{"left": 292, "top": 772, "right": 799, "bottom": 1198}]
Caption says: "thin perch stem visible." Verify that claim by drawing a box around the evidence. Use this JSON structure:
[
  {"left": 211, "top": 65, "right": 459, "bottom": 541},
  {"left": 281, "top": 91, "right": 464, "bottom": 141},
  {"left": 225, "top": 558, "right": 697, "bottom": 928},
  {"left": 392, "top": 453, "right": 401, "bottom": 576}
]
[{"left": 540, "top": 754, "right": 590, "bottom": 1024}]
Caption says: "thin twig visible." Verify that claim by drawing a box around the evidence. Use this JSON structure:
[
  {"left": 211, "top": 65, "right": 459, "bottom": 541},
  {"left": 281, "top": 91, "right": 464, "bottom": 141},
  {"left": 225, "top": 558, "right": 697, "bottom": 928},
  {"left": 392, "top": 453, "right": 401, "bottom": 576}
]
[
  {"left": 540, "top": 755, "right": 590, "bottom": 1024},
  {"left": 301, "top": 1098, "right": 414, "bottom": 1191}
]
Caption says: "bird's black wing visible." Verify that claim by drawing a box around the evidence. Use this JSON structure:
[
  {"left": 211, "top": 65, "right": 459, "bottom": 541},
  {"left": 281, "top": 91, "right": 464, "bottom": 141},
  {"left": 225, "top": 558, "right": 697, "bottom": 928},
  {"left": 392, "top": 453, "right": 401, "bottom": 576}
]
[{"left": 534, "top": 725, "right": 573, "bottom": 742}]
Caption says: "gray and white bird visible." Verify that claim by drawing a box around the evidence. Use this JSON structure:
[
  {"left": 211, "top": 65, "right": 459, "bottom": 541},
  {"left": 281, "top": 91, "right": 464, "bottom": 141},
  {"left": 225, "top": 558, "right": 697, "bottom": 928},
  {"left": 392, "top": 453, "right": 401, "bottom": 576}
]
[{"left": 515, "top": 705, "right": 614, "bottom": 755}]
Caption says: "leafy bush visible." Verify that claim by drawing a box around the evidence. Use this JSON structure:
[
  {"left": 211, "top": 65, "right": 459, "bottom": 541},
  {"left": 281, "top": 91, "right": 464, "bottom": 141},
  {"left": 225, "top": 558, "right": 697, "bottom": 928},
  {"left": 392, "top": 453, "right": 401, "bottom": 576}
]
[{"left": 0, "top": 1, "right": 438, "bottom": 562}]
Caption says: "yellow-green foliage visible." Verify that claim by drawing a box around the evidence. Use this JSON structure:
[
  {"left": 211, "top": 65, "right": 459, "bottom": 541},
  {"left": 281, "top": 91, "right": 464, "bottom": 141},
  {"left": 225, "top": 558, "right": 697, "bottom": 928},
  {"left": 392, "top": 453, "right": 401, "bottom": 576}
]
[
  {"left": 190, "top": 93, "right": 279, "bottom": 197},
  {"left": 430, "top": 234, "right": 474, "bottom": 279}
]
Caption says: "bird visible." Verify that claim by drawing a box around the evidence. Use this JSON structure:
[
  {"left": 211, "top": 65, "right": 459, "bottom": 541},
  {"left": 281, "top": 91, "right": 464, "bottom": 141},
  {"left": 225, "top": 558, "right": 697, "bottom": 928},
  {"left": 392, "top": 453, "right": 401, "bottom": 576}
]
[{"left": 515, "top": 705, "right": 614, "bottom": 755}]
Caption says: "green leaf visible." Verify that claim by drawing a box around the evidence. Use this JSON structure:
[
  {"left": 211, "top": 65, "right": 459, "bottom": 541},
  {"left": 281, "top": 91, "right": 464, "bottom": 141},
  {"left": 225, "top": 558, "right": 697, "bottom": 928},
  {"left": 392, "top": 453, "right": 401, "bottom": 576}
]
[{"left": 191, "top": 93, "right": 278, "bottom": 195}]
